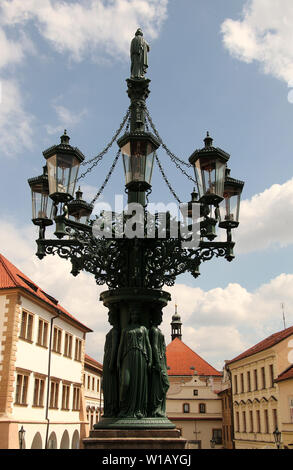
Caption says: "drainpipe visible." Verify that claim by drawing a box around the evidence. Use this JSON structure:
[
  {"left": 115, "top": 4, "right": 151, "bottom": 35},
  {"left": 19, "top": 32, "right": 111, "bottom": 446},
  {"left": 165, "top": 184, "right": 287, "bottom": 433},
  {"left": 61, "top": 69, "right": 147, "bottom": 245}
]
[{"left": 45, "top": 311, "right": 60, "bottom": 449}]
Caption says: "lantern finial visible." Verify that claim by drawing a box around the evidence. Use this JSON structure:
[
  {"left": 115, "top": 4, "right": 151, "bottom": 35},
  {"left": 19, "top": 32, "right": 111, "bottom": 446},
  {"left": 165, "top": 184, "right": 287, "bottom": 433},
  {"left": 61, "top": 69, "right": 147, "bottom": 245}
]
[
  {"left": 204, "top": 131, "right": 213, "bottom": 148},
  {"left": 61, "top": 129, "right": 70, "bottom": 145}
]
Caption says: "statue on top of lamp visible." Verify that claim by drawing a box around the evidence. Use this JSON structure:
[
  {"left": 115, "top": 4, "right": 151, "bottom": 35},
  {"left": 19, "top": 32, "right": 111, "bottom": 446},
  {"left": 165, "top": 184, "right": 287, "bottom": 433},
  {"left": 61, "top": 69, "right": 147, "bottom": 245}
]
[{"left": 130, "top": 28, "right": 150, "bottom": 79}]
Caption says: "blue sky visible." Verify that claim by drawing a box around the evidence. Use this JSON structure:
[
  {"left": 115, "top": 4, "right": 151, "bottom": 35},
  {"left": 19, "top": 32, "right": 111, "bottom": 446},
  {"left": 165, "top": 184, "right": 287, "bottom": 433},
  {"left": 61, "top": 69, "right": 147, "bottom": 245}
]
[{"left": 1, "top": 0, "right": 293, "bottom": 369}]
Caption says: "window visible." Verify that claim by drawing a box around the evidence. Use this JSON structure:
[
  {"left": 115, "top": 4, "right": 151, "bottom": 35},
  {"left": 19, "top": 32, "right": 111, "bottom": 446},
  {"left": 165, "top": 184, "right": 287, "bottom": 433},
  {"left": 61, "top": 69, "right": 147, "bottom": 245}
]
[
  {"left": 199, "top": 403, "right": 206, "bottom": 414},
  {"left": 73, "top": 386, "right": 81, "bottom": 411},
  {"left": 254, "top": 369, "right": 258, "bottom": 391},
  {"left": 75, "top": 338, "right": 82, "bottom": 362},
  {"left": 33, "top": 377, "right": 45, "bottom": 407},
  {"left": 20, "top": 310, "right": 34, "bottom": 341},
  {"left": 64, "top": 332, "right": 73, "bottom": 358},
  {"left": 236, "top": 412, "right": 240, "bottom": 432},
  {"left": 52, "top": 326, "right": 62, "bottom": 353},
  {"left": 15, "top": 373, "right": 29, "bottom": 405},
  {"left": 240, "top": 373, "right": 244, "bottom": 393},
  {"left": 269, "top": 364, "right": 274, "bottom": 388},
  {"left": 261, "top": 367, "right": 266, "bottom": 389},
  {"left": 97, "top": 379, "right": 100, "bottom": 393},
  {"left": 37, "top": 319, "right": 48, "bottom": 347},
  {"left": 183, "top": 403, "right": 190, "bottom": 413},
  {"left": 92, "top": 377, "right": 95, "bottom": 391},
  {"left": 212, "top": 429, "right": 222, "bottom": 445},
  {"left": 234, "top": 375, "right": 238, "bottom": 394},
  {"left": 256, "top": 410, "right": 261, "bottom": 433},
  {"left": 249, "top": 410, "right": 254, "bottom": 433},
  {"left": 49, "top": 380, "right": 59, "bottom": 409},
  {"left": 193, "top": 389, "right": 198, "bottom": 396},
  {"left": 62, "top": 384, "right": 70, "bottom": 410},
  {"left": 264, "top": 409, "right": 269, "bottom": 434},
  {"left": 242, "top": 411, "right": 247, "bottom": 433},
  {"left": 247, "top": 371, "right": 251, "bottom": 392},
  {"left": 273, "top": 408, "right": 278, "bottom": 429}
]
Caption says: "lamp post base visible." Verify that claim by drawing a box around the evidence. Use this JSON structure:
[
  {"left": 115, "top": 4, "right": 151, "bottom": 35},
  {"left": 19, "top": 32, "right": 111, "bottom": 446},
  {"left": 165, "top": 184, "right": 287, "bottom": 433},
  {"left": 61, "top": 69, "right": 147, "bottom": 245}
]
[{"left": 83, "top": 428, "right": 186, "bottom": 450}]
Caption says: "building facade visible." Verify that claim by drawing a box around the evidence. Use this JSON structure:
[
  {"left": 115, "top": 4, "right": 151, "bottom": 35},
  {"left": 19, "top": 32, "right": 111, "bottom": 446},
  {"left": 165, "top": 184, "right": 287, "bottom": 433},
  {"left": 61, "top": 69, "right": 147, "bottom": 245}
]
[
  {"left": 84, "top": 354, "right": 103, "bottom": 431},
  {"left": 166, "top": 310, "right": 223, "bottom": 449},
  {"left": 0, "top": 253, "right": 92, "bottom": 449},
  {"left": 275, "top": 364, "right": 293, "bottom": 448},
  {"left": 226, "top": 326, "right": 293, "bottom": 449}
]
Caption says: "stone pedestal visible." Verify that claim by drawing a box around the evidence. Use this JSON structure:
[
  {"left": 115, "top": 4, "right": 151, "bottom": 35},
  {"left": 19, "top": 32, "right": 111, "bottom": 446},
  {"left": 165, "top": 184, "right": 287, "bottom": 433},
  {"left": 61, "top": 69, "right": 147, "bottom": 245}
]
[{"left": 83, "top": 428, "right": 186, "bottom": 450}]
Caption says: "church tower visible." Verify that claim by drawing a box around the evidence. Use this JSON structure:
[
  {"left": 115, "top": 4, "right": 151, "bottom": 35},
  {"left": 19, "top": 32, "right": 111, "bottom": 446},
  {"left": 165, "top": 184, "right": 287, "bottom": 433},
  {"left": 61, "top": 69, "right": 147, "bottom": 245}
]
[{"left": 171, "top": 304, "right": 182, "bottom": 341}]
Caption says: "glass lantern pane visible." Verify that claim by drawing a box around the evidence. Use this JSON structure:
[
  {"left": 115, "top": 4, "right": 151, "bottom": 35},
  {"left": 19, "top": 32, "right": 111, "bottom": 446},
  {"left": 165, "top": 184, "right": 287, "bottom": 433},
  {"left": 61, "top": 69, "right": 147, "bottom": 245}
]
[
  {"left": 47, "top": 154, "right": 80, "bottom": 198},
  {"left": 122, "top": 140, "right": 155, "bottom": 185},
  {"left": 47, "top": 155, "right": 57, "bottom": 195},
  {"left": 215, "top": 161, "right": 226, "bottom": 198}
]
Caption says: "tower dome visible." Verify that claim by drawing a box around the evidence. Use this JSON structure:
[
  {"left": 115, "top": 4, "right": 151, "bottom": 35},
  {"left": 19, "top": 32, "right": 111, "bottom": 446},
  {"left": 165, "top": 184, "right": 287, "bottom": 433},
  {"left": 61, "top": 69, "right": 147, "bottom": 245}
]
[{"left": 171, "top": 304, "right": 182, "bottom": 341}]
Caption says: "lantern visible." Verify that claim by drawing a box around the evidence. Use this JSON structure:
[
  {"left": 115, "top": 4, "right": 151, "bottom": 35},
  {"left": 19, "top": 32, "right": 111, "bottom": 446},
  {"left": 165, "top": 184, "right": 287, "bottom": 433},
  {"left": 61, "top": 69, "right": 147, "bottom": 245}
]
[
  {"left": 28, "top": 166, "right": 53, "bottom": 226},
  {"left": 273, "top": 427, "right": 282, "bottom": 449},
  {"left": 43, "top": 130, "right": 85, "bottom": 203},
  {"left": 68, "top": 187, "right": 93, "bottom": 225},
  {"left": 117, "top": 132, "right": 160, "bottom": 191},
  {"left": 219, "top": 169, "right": 244, "bottom": 229},
  {"left": 189, "top": 132, "right": 230, "bottom": 205}
]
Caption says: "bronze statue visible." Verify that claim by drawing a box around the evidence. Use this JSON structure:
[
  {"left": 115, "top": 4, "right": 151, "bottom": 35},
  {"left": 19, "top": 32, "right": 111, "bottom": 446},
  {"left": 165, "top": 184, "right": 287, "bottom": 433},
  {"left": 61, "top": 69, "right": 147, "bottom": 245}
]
[
  {"left": 102, "top": 305, "right": 120, "bottom": 417},
  {"left": 149, "top": 307, "right": 169, "bottom": 417},
  {"left": 130, "top": 28, "right": 150, "bottom": 79},
  {"left": 117, "top": 307, "right": 152, "bottom": 418}
]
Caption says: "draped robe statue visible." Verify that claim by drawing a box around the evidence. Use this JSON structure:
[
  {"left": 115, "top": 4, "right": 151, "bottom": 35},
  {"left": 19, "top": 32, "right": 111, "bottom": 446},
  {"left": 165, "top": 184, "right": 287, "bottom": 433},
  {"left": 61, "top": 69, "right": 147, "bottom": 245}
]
[
  {"left": 149, "top": 308, "right": 169, "bottom": 417},
  {"left": 102, "top": 306, "right": 120, "bottom": 417},
  {"left": 130, "top": 28, "right": 150, "bottom": 79},
  {"left": 117, "top": 308, "right": 152, "bottom": 418}
]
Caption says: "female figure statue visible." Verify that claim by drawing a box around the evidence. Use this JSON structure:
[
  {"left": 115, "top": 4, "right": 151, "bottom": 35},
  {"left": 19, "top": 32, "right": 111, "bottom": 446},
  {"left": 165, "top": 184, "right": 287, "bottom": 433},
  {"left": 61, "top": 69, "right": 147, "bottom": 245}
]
[
  {"left": 149, "top": 307, "right": 169, "bottom": 417},
  {"left": 117, "top": 307, "right": 152, "bottom": 418},
  {"left": 102, "top": 305, "right": 120, "bottom": 417}
]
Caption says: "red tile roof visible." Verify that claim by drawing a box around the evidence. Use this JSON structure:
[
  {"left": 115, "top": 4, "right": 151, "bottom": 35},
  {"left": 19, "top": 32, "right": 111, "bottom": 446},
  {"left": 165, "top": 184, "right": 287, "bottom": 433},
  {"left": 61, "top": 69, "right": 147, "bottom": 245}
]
[
  {"left": 85, "top": 353, "right": 103, "bottom": 371},
  {"left": 275, "top": 364, "right": 293, "bottom": 383},
  {"left": 226, "top": 326, "right": 293, "bottom": 366},
  {"left": 0, "top": 253, "right": 92, "bottom": 332},
  {"left": 166, "top": 337, "right": 222, "bottom": 377}
]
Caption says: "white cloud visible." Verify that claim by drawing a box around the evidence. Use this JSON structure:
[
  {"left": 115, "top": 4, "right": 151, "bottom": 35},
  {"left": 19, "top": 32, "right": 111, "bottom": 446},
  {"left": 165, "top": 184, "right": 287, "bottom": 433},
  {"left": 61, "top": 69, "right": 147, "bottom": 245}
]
[
  {"left": 221, "top": 0, "right": 293, "bottom": 83},
  {"left": 0, "top": 0, "right": 168, "bottom": 63},
  {"left": 45, "top": 104, "right": 88, "bottom": 135},
  {"left": 234, "top": 178, "right": 293, "bottom": 253},
  {"left": 0, "top": 79, "right": 35, "bottom": 156},
  {"left": 1, "top": 218, "right": 292, "bottom": 367}
]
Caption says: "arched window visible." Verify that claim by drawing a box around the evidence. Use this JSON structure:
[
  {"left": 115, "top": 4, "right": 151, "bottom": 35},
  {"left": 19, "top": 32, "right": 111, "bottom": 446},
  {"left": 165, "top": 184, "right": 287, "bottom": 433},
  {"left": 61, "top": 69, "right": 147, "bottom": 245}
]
[
  {"left": 60, "top": 430, "right": 70, "bottom": 449},
  {"left": 71, "top": 430, "right": 80, "bottom": 449},
  {"left": 183, "top": 403, "right": 190, "bottom": 413},
  {"left": 31, "top": 432, "right": 42, "bottom": 449}
]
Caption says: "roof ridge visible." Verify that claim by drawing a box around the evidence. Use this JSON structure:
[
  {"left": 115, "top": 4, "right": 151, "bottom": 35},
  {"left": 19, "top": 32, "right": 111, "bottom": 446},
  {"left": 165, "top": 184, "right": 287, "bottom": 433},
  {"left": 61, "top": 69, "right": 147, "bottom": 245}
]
[
  {"left": 0, "top": 253, "right": 19, "bottom": 287},
  {"left": 173, "top": 338, "right": 220, "bottom": 373}
]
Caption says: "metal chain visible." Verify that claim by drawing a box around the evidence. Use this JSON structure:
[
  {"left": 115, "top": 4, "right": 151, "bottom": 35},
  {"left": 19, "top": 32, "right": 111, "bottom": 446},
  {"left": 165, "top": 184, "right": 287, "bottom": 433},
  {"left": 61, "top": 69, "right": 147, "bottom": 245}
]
[
  {"left": 90, "top": 149, "right": 121, "bottom": 205},
  {"left": 77, "top": 108, "right": 130, "bottom": 181},
  {"left": 154, "top": 152, "right": 182, "bottom": 204},
  {"left": 145, "top": 107, "right": 193, "bottom": 169}
]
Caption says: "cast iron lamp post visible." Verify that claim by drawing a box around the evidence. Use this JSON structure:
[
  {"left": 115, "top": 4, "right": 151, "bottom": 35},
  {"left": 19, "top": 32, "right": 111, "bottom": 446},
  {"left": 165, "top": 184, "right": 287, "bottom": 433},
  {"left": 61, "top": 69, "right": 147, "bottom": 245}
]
[
  {"left": 28, "top": 30, "right": 244, "bottom": 430},
  {"left": 273, "top": 427, "right": 282, "bottom": 449},
  {"left": 18, "top": 425, "right": 26, "bottom": 449}
]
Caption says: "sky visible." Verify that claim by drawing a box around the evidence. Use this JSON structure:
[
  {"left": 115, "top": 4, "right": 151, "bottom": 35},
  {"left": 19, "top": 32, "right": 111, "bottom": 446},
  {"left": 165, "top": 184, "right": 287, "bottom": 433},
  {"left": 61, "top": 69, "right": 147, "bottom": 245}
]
[{"left": 1, "top": 0, "right": 293, "bottom": 371}]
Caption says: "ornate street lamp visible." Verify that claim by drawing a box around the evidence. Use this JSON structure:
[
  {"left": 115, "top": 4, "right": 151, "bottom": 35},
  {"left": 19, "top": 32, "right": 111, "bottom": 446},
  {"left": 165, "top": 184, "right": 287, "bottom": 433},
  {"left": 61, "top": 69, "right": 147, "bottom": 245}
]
[
  {"left": 219, "top": 169, "right": 244, "bottom": 230},
  {"left": 28, "top": 166, "right": 53, "bottom": 239},
  {"left": 43, "top": 130, "right": 85, "bottom": 204},
  {"left": 189, "top": 132, "right": 229, "bottom": 206},
  {"left": 28, "top": 30, "right": 244, "bottom": 440},
  {"left": 18, "top": 425, "right": 26, "bottom": 449},
  {"left": 273, "top": 427, "right": 282, "bottom": 449},
  {"left": 68, "top": 187, "right": 93, "bottom": 225}
]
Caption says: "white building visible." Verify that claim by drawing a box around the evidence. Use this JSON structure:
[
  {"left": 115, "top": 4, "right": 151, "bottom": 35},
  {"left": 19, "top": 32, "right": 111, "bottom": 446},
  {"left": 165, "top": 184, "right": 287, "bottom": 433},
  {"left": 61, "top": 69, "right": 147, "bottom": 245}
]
[
  {"left": 0, "top": 253, "right": 92, "bottom": 449},
  {"left": 84, "top": 354, "right": 103, "bottom": 430}
]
